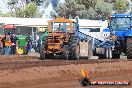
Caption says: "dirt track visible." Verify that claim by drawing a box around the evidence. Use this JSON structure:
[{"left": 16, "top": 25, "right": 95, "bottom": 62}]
[{"left": 0, "top": 56, "right": 132, "bottom": 88}]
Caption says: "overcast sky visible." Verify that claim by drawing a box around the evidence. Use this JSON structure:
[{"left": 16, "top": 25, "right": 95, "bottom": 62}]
[{"left": 0, "top": 0, "right": 9, "bottom": 13}]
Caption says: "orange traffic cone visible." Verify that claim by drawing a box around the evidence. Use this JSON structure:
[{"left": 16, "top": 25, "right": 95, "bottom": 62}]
[{"left": 16, "top": 42, "right": 19, "bottom": 57}]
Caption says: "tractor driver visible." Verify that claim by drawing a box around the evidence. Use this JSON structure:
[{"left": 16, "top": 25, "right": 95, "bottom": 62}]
[
  {"left": 110, "top": 27, "right": 117, "bottom": 41},
  {"left": 56, "top": 23, "right": 63, "bottom": 31}
]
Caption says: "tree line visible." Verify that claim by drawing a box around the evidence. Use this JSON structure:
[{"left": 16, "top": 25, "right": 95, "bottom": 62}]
[
  {"left": 54, "top": 0, "right": 129, "bottom": 19},
  {"left": 0, "top": 0, "right": 130, "bottom": 19}
]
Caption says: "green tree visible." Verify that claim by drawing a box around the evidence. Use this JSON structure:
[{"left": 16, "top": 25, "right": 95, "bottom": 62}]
[
  {"left": 54, "top": 0, "right": 129, "bottom": 19},
  {"left": 55, "top": 0, "right": 114, "bottom": 19},
  {"left": 76, "top": 0, "right": 97, "bottom": 9},
  {"left": 114, "top": 0, "right": 128, "bottom": 13},
  {"left": 5, "top": 0, "right": 49, "bottom": 18},
  {"left": 87, "top": 7, "right": 97, "bottom": 19},
  {"left": 55, "top": 0, "right": 87, "bottom": 19},
  {"left": 24, "top": 2, "right": 38, "bottom": 17},
  {"left": 15, "top": 2, "right": 43, "bottom": 18},
  {"left": 50, "top": 10, "right": 57, "bottom": 18},
  {"left": 6, "top": 0, "right": 18, "bottom": 16},
  {"left": 26, "top": 0, "right": 50, "bottom": 7},
  {"left": 95, "top": 0, "right": 114, "bottom": 19}
]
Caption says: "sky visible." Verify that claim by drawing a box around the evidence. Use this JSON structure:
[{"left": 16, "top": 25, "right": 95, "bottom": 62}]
[
  {"left": 0, "top": 0, "right": 65, "bottom": 18},
  {"left": 0, "top": 0, "right": 9, "bottom": 13}
]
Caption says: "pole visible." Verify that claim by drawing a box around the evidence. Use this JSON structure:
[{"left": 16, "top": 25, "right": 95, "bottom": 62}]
[
  {"left": 3, "top": 23, "right": 4, "bottom": 34},
  {"left": 3, "top": 27, "right": 4, "bottom": 34},
  {"left": 32, "top": 27, "right": 34, "bottom": 42},
  {"left": 13, "top": 24, "right": 14, "bottom": 34},
  {"left": 92, "top": 38, "right": 95, "bottom": 50},
  {"left": 36, "top": 27, "right": 37, "bottom": 40},
  {"left": 53, "top": 21, "right": 54, "bottom": 32}
]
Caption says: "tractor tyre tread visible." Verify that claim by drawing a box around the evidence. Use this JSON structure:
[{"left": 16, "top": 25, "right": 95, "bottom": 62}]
[
  {"left": 69, "top": 35, "right": 80, "bottom": 60},
  {"left": 126, "top": 37, "right": 132, "bottom": 59}
]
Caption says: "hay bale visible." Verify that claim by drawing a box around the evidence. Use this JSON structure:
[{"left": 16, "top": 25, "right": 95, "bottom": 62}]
[{"left": 80, "top": 41, "right": 89, "bottom": 57}]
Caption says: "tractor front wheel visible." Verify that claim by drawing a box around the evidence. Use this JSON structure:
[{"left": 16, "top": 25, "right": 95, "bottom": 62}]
[
  {"left": 112, "top": 50, "right": 120, "bottom": 59},
  {"left": 69, "top": 34, "right": 80, "bottom": 60},
  {"left": 69, "top": 41, "right": 80, "bottom": 60},
  {"left": 63, "top": 45, "right": 69, "bottom": 60}
]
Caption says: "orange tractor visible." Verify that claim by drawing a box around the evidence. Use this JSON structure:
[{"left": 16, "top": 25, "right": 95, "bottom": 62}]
[{"left": 39, "top": 18, "right": 80, "bottom": 60}]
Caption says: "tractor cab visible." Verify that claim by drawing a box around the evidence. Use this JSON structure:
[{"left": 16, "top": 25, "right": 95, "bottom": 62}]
[
  {"left": 48, "top": 18, "right": 76, "bottom": 33},
  {"left": 109, "top": 14, "right": 132, "bottom": 37},
  {"left": 47, "top": 18, "right": 76, "bottom": 51}
]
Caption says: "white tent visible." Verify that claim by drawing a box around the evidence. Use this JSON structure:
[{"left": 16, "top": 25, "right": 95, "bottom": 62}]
[
  {"left": 0, "top": 17, "right": 108, "bottom": 28},
  {"left": 0, "top": 17, "right": 51, "bottom": 27},
  {"left": 0, "top": 17, "right": 108, "bottom": 40}
]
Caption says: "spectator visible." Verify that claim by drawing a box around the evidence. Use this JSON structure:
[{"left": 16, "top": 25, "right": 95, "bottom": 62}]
[
  {"left": 0, "top": 36, "right": 2, "bottom": 47},
  {"left": 1, "top": 34, "right": 6, "bottom": 55},
  {"left": 26, "top": 34, "right": 32, "bottom": 51},
  {"left": 5, "top": 34, "right": 12, "bottom": 55},
  {"left": 10, "top": 34, "right": 18, "bottom": 55},
  {"left": 0, "top": 36, "right": 3, "bottom": 54}
]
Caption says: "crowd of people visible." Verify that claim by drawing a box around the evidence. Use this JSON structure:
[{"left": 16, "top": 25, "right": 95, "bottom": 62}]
[
  {"left": 0, "top": 32, "right": 18, "bottom": 55},
  {"left": 0, "top": 31, "right": 37, "bottom": 55}
]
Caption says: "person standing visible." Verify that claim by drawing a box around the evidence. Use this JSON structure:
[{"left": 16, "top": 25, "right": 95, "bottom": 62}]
[
  {"left": 5, "top": 34, "right": 12, "bottom": 55},
  {"left": 26, "top": 34, "right": 32, "bottom": 51},
  {"left": 0, "top": 36, "right": 3, "bottom": 54},
  {"left": 1, "top": 34, "right": 6, "bottom": 55},
  {"left": 10, "top": 34, "right": 18, "bottom": 55}
]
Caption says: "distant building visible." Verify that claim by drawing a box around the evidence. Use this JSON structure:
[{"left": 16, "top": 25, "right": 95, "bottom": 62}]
[{"left": 0, "top": 17, "right": 108, "bottom": 41}]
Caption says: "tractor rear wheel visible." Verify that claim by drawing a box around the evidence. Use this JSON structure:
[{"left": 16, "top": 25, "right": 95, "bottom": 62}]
[
  {"left": 69, "top": 34, "right": 80, "bottom": 60},
  {"left": 126, "top": 37, "right": 132, "bottom": 59},
  {"left": 39, "top": 44, "right": 46, "bottom": 60}
]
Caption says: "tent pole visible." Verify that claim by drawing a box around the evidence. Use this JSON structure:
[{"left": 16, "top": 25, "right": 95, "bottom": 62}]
[
  {"left": 32, "top": 27, "right": 34, "bottom": 42},
  {"left": 3, "top": 27, "right": 4, "bottom": 34},
  {"left": 36, "top": 27, "right": 37, "bottom": 40},
  {"left": 13, "top": 24, "right": 14, "bottom": 34},
  {"left": 3, "top": 23, "right": 4, "bottom": 34}
]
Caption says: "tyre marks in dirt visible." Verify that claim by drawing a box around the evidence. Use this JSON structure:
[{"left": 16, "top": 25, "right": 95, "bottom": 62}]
[{"left": 0, "top": 59, "right": 124, "bottom": 70}]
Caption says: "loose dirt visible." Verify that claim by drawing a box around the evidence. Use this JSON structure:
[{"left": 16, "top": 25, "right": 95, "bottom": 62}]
[{"left": 0, "top": 56, "right": 131, "bottom": 88}]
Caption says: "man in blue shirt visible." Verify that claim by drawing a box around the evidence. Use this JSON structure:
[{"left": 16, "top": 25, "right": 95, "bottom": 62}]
[{"left": 10, "top": 34, "right": 18, "bottom": 55}]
